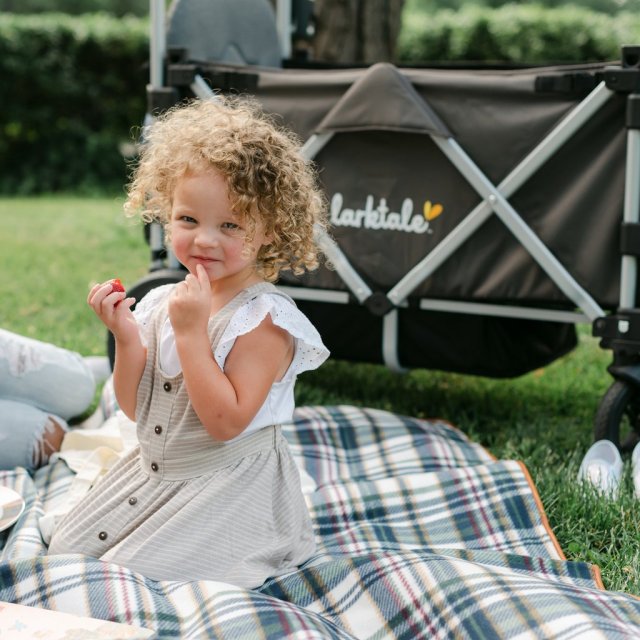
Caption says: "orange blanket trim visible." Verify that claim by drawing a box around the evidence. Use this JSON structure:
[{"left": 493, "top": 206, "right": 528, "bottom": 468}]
[{"left": 516, "top": 460, "right": 607, "bottom": 590}]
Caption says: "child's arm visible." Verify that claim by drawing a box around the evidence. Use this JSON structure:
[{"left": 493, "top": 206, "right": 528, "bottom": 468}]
[
  {"left": 87, "top": 281, "right": 146, "bottom": 421},
  {"left": 169, "top": 266, "right": 294, "bottom": 441}
]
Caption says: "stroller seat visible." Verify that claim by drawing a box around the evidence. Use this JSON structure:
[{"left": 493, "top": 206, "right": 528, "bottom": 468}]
[{"left": 167, "top": 0, "right": 282, "bottom": 67}]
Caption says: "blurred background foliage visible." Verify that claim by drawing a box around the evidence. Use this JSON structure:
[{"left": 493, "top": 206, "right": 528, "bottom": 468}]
[
  {"left": 406, "top": 0, "right": 640, "bottom": 12},
  {"left": 4, "top": 0, "right": 638, "bottom": 16},
  {"left": 0, "top": 0, "right": 638, "bottom": 194},
  {"left": 0, "top": 0, "right": 148, "bottom": 16},
  {"left": 398, "top": 3, "right": 639, "bottom": 63},
  {"left": 0, "top": 12, "right": 148, "bottom": 194}
]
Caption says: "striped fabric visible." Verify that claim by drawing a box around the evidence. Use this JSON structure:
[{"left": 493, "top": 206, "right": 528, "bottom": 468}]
[
  {"left": 0, "top": 405, "right": 638, "bottom": 639},
  {"left": 47, "top": 282, "right": 315, "bottom": 586}
]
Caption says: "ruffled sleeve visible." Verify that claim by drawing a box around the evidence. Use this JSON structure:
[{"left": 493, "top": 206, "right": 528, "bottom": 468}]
[
  {"left": 214, "top": 293, "right": 329, "bottom": 378},
  {"left": 132, "top": 284, "right": 174, "bottom": 347}
]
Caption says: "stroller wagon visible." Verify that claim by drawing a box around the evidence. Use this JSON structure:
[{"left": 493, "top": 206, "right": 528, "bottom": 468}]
[{"left": 117, "top": 0, "right": 640, "bottom": 451}]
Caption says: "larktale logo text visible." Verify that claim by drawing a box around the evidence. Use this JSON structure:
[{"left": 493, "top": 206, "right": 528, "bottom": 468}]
[{"left": 330, "top": 193, "right": 444, "bottom": 234}]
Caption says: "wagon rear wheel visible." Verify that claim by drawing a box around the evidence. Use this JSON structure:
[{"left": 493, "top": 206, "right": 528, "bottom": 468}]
[{"left": 593, "top": 379, "right": 640, "bottom": 452}]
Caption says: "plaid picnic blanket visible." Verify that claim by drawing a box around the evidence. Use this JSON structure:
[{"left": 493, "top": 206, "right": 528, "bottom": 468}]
[{"left": 0, "top": 405, "right": 639, "bottom": 639}]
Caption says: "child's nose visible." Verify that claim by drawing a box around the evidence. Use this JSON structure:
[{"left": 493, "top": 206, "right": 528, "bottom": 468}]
[{"left": 195, "top": 227, "right": 220, "bottom": 246}]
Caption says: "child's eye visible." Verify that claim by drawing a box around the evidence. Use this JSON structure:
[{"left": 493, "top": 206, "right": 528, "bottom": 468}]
[
  {"left": 221, "top": 221, "right": 241, "bottom": 231},
  {"left": 180, "top": 215, "right": 197, "bottom": 224}
]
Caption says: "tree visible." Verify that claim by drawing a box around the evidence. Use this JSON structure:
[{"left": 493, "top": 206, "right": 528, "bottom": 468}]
[{"left": 311, "top": 0, "right": 406, "bottom": 64}]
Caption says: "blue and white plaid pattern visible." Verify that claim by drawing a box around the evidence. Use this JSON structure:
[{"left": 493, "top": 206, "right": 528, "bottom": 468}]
[{"left": 0, "top": 405, "right": 639, "bottom": 639}]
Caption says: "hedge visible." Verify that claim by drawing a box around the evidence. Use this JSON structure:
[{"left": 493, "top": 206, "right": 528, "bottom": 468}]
[
  {"left": 0, "top": 12, "right": 148, "bottom": 194},
  {"left": 0, "top": 0, "right": 148, "bottom": 16},
  {"left": 1, "top": 7, "right": 639, "bottom": 194},
  {"left": 398, "top": 4, "right": 640, "bottom": 64}
]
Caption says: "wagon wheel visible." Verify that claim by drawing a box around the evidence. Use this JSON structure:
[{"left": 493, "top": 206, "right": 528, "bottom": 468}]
[
  {"left": 593, "top": 379, "right": 640, "bottom": 452},
  {"left": 106, "top": 269, "right": 186, "bottom": 370}
]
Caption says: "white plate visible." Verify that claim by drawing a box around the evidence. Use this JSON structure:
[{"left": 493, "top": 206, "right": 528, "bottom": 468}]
[{"left": 0, "top": 487, "right": 25, "bottom": 532}]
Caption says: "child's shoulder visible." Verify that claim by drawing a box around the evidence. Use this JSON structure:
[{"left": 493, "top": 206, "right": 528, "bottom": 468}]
[
  {"left": 217, "top": 289, "right": 329, "bottom": 372},
  {"left": 235, "top": 288, "right": 301, "bottom": 328}
]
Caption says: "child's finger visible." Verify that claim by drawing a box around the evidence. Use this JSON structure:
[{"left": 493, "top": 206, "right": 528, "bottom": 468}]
[
  {"left": 183, "top": 273, "right": 198, "bottom": 293},
  {"left": 106, "top": 290, "right": 127, "bottom": 308},
  {"left": 87, "top": 282, "right": 105, "bottom": 305},
  {"left": 114, "top": 296, "right": 136, "bottom": 311},
  {"left": 196, "top": 264, "right": 209, "bottom": 286},
  {"left": 87, "top": 281, "right": 113, "bottom": 307}
]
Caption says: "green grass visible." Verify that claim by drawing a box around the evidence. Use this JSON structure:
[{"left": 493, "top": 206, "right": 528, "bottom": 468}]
[
  {"left": 0, "top": 196, "right": 149, "bottom": 352},
  {"left": 1, "top": 196, "right": 639, "bottom": 596}
]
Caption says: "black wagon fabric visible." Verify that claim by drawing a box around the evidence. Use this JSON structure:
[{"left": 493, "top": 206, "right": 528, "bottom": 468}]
[{"left": 184, "top": 59, "right": 626, "bottom": 375}]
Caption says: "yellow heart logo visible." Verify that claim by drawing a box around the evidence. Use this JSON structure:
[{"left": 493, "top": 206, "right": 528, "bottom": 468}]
[{"left": 423, "top": 201, "right": 443, "bottom": 221}]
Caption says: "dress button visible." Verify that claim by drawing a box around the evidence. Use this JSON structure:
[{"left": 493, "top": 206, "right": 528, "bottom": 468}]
[
  {"left": 151, "top": 462, "right": 159, "bottom": 472},
  {"left": 163, "top": 382, "right": 171, "bottom": 392},
  {"left": 154, "top": 425, "right": 162, "bottom": 435},
  {"left": 129, "top": 497, "right": 138, "bottom": 505},
  {"left": 98, "top": 531, "right": 108, "bottom": 541}
]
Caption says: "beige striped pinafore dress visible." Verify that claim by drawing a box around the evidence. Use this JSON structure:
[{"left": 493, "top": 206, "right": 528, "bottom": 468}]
[{"left": 48, "top": 283, "right": 316, "bottom": 587}]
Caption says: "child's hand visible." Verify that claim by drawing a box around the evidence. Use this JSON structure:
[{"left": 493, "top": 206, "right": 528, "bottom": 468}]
[
  {"left": 87, "top": 279, "right": 138, "bottom": 343},
  {"left": 168, "top": 264, "right": 211, "bottom": 335}
]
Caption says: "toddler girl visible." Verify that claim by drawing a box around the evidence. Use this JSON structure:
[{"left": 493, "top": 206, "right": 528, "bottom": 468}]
[{"left": 48, "top": 97, "right": 330, "bottom": 587}]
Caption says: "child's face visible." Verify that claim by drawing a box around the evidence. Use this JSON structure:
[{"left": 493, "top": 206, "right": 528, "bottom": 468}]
[{"left": 169, "top": 169, "right": 269, "bottom": 285}]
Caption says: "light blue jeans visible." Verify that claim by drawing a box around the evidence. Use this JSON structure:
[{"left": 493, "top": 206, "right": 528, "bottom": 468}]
[{"left": 0, "top": 329, "right": 96, "bottom": 471}]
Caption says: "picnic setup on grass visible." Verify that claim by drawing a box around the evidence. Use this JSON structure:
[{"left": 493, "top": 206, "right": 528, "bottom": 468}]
[{"left": 2, "top": 0, "right": 640, "bottom": 637}]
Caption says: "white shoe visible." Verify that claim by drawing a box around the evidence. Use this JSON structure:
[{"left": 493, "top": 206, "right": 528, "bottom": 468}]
[
  {"left": 632, "top": 441, "right": 640, "bottom": 499},
  {"left": 578, "top": 440, "right": 623, "bottom": 498}
]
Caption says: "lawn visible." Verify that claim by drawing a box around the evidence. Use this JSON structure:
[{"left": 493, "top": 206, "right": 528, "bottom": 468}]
[{"left": 1, "top": 196, "right": 638, "bottom": 595}]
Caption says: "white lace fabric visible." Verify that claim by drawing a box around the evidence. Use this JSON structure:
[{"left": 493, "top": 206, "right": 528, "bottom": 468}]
[
  {"left": 134, "top": 285, "right": 329, "bottom": 379},
  {"left": 133, "top": 284, "right": 329, "bottom": 441},
  {"left": 133, "top": 284, "right": 173, "bottom": 348},
  {"left": 215, "top": 292, "right": 328, "bottom": 377}
]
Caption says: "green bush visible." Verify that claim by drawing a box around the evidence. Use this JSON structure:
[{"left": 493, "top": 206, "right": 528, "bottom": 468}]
[
  {"left": 2, "top": 7, "right": 640, "bottom": 194},
  {"left": 0, "top": 0, "right": 148, "bottom": 16},
  {"left": 405, "top": 0, "right": 640, "bottom": 15},
  {"left": 0, "top": 12, "right": 148, "bottom": 194},
  {"left": 399, "top": 4, "right": 640, "bottom": 63}
]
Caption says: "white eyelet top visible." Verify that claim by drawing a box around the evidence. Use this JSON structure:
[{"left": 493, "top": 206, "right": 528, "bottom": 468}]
[{"left": 133, "top": 284, "right": 329, "bottom": 439}]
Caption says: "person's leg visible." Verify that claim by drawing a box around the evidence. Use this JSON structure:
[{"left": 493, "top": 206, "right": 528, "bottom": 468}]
[
  {"left": 0, "top": 400, "right": 68, "bottom": 472},
  {"left": 0, "top": 329, "right": 95, "bottom": 420}
]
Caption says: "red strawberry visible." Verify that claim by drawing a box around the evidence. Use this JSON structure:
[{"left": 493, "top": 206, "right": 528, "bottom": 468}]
[
  {"left": 109, "top": 278, "right": 125, "bottom": 306},
  {"left": 110, "top": 278, "right": 125, "bottom": 294}
]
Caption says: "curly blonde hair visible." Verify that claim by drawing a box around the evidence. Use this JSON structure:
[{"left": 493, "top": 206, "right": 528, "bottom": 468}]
[{"left": 124, "top": 96, "right": 327, "bottom": 282}]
